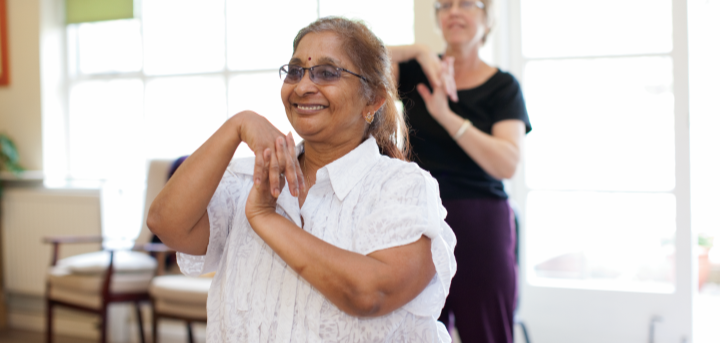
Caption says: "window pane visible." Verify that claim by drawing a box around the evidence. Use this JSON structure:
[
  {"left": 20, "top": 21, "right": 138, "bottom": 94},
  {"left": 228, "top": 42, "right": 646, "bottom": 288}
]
[
  {"left": 76, "top": 19, "right": 142, "bottom": 74},
  {"left": 68, "top": 79, "right": 145, "bottom": 181},
  {"left": 227, "top": 0, "right": 317, "bottom": 71},
  {"left": 689, "top": 0, "right": 720, "bottom": 285},
  {"left": 228, "top": 72, "right": 298, "bottom": 158},
  {"left": 524, "top": 57, "right": 675, "bottom": 192},
  {"left": 144, "top": 76, "right": 227, "bottom": 159},
  {"left": 143, "top": 0, "right": 225, "bottom": 75},
  {"left": 527, "top": 191, "right": 676, "bottom": 293},
  {"left": 521, "top": 0, "right": 672, "bottom": 58},
  {"left": 319, "top": 0, "right": 414, "bottom": 46}
]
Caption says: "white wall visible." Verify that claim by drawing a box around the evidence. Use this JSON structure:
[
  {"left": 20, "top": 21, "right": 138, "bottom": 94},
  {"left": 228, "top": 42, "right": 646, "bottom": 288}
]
[{"left": 0, "top": 0, "right": 43, "bottom": 171}]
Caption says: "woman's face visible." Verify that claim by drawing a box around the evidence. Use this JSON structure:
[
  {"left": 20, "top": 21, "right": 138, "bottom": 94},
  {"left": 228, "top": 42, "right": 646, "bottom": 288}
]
[
  {"left": 281, "top": 32, "right": 372, "bottom": 146},
  {"left": 436, "top": 0, "right": 489, "bottom": 47}
]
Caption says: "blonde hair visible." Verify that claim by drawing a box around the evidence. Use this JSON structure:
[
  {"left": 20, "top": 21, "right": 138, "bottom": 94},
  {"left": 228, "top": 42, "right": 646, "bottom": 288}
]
[{"left": 293, "top": 17, "right": 409, "bottom": 161}]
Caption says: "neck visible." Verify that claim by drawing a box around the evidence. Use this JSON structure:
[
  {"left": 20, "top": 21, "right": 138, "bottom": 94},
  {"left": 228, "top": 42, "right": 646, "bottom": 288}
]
[
  {"left": 444, "top": 42, "right": 485, "bottom": 73},
  {"left": 301, "top": 135, "right": 364, "bottom": 184}
]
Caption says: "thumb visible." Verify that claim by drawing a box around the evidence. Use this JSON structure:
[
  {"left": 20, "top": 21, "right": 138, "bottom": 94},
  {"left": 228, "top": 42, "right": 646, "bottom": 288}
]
[{"left": 417, "top": 83, "right": 433, "bottom": 102}]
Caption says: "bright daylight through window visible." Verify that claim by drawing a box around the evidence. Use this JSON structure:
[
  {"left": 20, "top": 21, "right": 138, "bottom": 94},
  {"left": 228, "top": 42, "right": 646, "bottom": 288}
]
[
  {"left": 54, "top": 0, "right": 414, "bottom": 240},
  {"left": 521, "top": 0, "right": 678, "bottom": 293}
]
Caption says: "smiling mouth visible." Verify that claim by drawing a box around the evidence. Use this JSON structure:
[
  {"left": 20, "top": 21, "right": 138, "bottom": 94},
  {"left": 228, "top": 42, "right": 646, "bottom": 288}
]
[{"left": 295, "top": 104, "right": 327, "bottom": 111}]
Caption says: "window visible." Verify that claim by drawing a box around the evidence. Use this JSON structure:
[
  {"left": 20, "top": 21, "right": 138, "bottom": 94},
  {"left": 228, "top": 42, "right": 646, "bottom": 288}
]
[
  {"left": 57, "top": 0, "right": 414, "bottom": 184},
  {"left": 519, "top": 0, "right": 678, "bottom": 292}
]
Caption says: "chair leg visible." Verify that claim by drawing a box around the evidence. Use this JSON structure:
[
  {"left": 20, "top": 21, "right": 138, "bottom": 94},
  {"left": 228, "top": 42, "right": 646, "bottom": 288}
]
[
  {"left": 100, "top": 306, "right": 108, "bottom": 343},
  {"left": 152, "top": 308, "right": 158, "bottom": 343},
  {"left": 46, "top": 300, "right": 54, "bottom": 343},
  {"left": 186, "top": 321, "right": 195, "bottom": 343},
  {"left": 135, "top": 302, "right": 146, "bottom": 343},
  {"left": 518, "top": 320, "right": 531, "bottom": 343}
]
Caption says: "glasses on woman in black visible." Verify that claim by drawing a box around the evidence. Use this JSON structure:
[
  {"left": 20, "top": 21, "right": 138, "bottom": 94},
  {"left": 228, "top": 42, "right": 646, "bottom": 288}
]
[{"left": 279, "top": 64, "right": 367, "bottom": 85}]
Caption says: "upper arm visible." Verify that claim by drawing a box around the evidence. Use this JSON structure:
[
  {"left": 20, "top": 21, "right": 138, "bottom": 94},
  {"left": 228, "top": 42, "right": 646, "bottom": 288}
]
[
  {"left": 166, "top": 211, "right": 210, "bottom": 255},
  {"left": 491, "top": 119, "right": 526, "bottom": 151},
  {"left": 364, "top": 235, "right": 435, "bottom": 316}
]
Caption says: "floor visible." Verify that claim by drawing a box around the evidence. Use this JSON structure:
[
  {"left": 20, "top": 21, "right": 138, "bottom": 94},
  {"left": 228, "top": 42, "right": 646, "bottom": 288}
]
[{"left": 0, "top": 329, "right": 96, "bottom": 343}]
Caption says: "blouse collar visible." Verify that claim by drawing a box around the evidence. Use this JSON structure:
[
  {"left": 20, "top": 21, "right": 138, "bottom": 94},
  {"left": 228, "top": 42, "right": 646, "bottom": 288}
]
[{"left": 322, "top": 136, "right": 382, "bottom": 201}]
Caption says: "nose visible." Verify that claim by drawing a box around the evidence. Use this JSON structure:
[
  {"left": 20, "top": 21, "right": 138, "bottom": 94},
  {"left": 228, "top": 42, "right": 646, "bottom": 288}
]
[
  {"left": 448, "top": 1, "right": 461, "bottom": 15},
  {"left": 294, "top": 69, "right": 318, "bottom": 96}
]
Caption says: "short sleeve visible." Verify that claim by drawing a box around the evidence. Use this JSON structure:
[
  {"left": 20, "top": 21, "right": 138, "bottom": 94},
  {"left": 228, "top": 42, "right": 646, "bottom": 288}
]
[
  {"left": 491, "top": 73, "right": 532, "bottom": 134},
  {"left": 177, "top": 160, "right": 252, "bottom": 276},
  {"left": 353, "top": 162, "right": 457, "bottom": 316}
]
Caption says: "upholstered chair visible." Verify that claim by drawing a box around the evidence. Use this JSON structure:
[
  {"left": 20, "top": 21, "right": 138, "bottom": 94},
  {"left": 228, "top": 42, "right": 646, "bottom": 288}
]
[{"left": 44, "top": 159, "right": 174, "bottom": 343}]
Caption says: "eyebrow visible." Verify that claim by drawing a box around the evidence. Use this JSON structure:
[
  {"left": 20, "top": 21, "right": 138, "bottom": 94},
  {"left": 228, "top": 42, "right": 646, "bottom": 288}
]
[{"left": 288, "top": 56, "right": 342, "bottom": 67}]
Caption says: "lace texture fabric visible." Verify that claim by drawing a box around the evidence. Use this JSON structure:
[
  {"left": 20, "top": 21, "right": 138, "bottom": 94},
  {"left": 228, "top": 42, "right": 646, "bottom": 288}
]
[{"left": 177, "top": 137, "right": 457, "bottom": 343}]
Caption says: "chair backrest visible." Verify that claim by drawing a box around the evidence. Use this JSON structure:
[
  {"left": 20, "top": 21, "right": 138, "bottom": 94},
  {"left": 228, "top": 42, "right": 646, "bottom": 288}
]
[{"left": 136, "top": 159, "right": 174, "bottom": 245}]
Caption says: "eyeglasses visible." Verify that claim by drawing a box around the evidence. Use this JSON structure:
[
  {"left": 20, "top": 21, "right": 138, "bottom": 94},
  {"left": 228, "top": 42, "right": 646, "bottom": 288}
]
[
  {"left": 434, "top": 0, "right": 485, "bottom": 12},
  {"left": 279, "top": 64, "right": 367, "bottom": 85}
]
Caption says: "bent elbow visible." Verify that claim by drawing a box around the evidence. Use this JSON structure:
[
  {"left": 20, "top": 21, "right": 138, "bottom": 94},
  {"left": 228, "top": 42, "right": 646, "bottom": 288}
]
[
  {"left": 146, "top": 203, "right": 165, "bottom": 236},
  {"left": 348, "top": 292, "right": 383, "bottom": 317}
]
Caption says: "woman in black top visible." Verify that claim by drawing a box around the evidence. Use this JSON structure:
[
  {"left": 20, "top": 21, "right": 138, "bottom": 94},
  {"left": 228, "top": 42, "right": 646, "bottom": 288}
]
[{"left": 389, "top": 1, "right": 531, "bottom": 342}]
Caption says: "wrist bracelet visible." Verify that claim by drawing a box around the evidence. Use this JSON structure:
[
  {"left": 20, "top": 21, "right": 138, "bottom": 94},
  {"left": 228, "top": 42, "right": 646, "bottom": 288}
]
[{"left": 453, "top": 119, "right": 472, "bottom": 140}]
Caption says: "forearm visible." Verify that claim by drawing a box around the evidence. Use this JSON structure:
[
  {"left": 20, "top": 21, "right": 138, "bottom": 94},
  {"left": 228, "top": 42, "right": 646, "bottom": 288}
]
[
  {"left": 388, "top": 44, "right": 427, "bottom": 64},
  {"left": 249, "top": 214, "right": 407, "bottom": 317},
  {"left": 147, "top": 115, "right": 243, "bottom": 252},
  {"left": 389, "top": 44, "right": 431, "bottom": 84},
  {"left": 435, "top": 111, "right": 521, "bottom": 180}
]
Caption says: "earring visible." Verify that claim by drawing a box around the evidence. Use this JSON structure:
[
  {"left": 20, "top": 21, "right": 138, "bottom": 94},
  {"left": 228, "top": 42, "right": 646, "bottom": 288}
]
[{"left": 365, "top": 111, "right": 375, "bottom": 124}]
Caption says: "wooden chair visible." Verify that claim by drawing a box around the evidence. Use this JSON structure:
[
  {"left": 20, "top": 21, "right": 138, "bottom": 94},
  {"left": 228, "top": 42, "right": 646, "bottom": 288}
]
[
  {"left": 149, "top": 273, "right": 211, "bottom": 343},
  {"left": 43, "top": 159, "right": 174, "bottom": 343}
]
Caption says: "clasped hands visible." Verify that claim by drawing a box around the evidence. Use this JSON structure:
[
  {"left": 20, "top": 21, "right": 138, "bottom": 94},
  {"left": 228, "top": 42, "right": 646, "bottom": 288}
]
[
  {"left": 237, "top": 112, "right": 305, "bottom": 224},
  {"left": 415, "top": 51, "right": 459, "bottom": 119}
]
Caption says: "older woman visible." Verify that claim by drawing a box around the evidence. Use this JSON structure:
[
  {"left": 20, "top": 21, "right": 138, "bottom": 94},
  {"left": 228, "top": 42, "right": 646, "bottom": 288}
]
[
  {"left": 388, "top": 1, "right": 531, "bottom": 342},
  {"left": 148, "top": 17, "right": 457, "bottom": 343}
]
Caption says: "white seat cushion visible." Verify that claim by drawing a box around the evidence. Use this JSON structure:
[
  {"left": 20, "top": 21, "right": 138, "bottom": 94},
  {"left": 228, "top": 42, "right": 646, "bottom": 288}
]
[
  {"left": 150, "top": 275, "right": 211, "bottom": 305},
  {"left": 154, "top": 299, "right": 207, "bottom": 319},
  {"left": 56, "top": 250, "right": 157, "bottom": 274},
  {"left": 48, "top": 265, "right": 154, "bottom": 294}
]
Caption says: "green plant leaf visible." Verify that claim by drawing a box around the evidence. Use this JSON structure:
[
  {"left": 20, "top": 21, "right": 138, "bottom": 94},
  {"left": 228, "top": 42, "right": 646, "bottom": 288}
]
[{"left": 0, "top": 134, "right": 21, "bottom": 164}]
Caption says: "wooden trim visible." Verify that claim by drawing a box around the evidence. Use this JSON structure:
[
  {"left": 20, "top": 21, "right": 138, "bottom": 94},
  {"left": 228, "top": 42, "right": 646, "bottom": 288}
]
[{"left": 0, "top": 0, "right": 9, "bottom": 86}]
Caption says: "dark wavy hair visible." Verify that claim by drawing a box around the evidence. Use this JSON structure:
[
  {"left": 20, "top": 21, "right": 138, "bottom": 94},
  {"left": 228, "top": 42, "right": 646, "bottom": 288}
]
[{"left": 293, "top": 17, "right": 409, "bottom": 161}]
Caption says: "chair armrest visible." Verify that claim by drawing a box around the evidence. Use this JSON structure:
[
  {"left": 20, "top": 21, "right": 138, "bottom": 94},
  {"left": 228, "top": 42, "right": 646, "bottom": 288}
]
[
  {"left": 135, "top": 242, "right": 176, "bottom": 276},
  {"left": 134, "top": 242, "right": 175, "bottom": 253},
  {"left": 42, "top": 235, "right": 103, "bottom": 244},
  {"left": 42, "top": 234, "right": 104, "bottom": 267}
]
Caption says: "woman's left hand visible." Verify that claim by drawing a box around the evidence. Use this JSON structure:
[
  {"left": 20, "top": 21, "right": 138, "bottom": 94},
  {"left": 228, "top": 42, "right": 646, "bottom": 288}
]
[
  {"left": 417, "top": 57, "right": 456, "bottom": 120},
  {"left": 245, "top": 137, "right": 292, "bottom": 224}
]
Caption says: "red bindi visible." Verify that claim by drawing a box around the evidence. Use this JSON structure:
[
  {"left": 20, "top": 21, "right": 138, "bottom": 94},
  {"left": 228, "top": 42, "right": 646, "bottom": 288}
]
[{"left": 308, "top": 57, "right": 311, "bottom": 61}]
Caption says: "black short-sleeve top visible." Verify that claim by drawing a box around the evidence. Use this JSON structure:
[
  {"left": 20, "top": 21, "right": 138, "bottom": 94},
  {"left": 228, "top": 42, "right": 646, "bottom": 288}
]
[{"left": 398, "top": 59, "right": 532, "bottom": 200}]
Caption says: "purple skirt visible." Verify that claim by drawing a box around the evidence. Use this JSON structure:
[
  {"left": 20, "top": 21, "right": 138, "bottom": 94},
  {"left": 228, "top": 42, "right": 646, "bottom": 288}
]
[{"left": 439, "top": 198, "right": 517, "bottom": 343}]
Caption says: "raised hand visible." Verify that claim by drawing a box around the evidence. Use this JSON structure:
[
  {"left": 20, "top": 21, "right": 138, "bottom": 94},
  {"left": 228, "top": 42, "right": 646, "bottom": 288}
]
[
  {"left": 415, "top": 47, "right": 458, "bottom": 103},
  {"left": 235, "top": 111, "right": 305, "bottom": 197},
  {"left": 245, "top": 147, "right": 283, "bottom": 224}
]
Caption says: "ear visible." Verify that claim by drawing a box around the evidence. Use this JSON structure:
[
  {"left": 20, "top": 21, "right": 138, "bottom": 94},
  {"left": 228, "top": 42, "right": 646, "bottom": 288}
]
[{"left": 365, "top": 96, "right": 387, "bottom": 115}]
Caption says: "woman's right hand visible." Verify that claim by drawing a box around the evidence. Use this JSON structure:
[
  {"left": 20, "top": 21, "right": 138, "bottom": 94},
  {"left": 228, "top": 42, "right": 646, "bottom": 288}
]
[
  {"left": 233, "top": 111, "right": 305, "bottom": 197},
  {"left": 414, "top": 45, "right": 458, "bottom": 102}
]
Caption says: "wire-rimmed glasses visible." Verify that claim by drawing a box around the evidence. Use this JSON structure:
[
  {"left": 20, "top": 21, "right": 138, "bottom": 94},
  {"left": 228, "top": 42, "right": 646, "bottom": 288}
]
[
  {"left": 434, "top": 0, "right": 485, "bottom": 13},
  {"left": 279, "top": 64, "right": 367, "bottom": 85}
]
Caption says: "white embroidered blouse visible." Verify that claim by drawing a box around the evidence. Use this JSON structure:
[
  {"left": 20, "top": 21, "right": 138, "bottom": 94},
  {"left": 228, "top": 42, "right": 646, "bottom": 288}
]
[{"left": 177, "top": 136, "right": 457, "bottom": 343}]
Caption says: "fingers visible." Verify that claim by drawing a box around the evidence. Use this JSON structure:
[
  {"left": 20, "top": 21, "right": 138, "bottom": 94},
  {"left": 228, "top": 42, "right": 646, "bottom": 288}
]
[
  {"left": 253, "top": 149, "right": 268, "bottom": 189},
  {"left": 442, "top": 56, "right": 459, "bottom": 102},
  {"left": 276, "top": 136, "right": 298, "bottom": 197},
  {"left": 416, "top": 83, "right": 433, "bottom": 103},
  {"left": 268, "top": 146, "right": 281, "bottom": 198},
  {"left": 285, "top": 132, "right": 305, "bottom": 196},
  {"left": 419, "top": 54, "right": 443, "bottom": 89}
]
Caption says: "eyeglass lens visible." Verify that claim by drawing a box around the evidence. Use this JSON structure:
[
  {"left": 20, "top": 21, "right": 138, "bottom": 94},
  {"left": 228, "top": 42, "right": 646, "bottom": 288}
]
[
  {"left": 280, "top": 65, "right": 342, "bottom": 85},
  {"left": 436, "top": 0, "right": 484, "bottom": 11}
]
